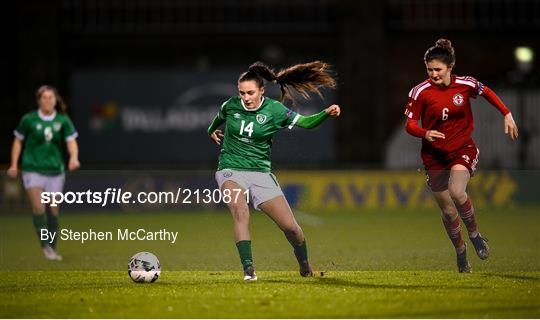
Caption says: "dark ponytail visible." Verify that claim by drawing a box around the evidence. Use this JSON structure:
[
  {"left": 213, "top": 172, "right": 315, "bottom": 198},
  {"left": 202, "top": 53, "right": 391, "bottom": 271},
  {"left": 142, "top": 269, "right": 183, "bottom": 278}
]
[
  {"left": 239, "top": 61, "right": 336, "bottom": 104},
  {"left": 36, "top": 85, "right": 67, "bottom": 113},
  {"left": 424, "top": 38, "right": 456, "bottom": 67}
]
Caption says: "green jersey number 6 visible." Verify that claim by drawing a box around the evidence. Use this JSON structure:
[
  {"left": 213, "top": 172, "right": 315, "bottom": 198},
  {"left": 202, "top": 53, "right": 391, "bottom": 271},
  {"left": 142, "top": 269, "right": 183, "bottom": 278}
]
[{"left": 44, "top": 127, "right": 53, "bottom": 142}]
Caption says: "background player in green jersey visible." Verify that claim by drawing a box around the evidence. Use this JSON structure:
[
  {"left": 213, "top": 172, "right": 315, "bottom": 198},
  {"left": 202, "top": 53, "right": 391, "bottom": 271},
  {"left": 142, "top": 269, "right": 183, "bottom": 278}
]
[
  {"left": 208, "top": 61, "right": 341, "bottom": 280},
  {"left": 7, "top": 85, "right": 80, "bottom": 261}
]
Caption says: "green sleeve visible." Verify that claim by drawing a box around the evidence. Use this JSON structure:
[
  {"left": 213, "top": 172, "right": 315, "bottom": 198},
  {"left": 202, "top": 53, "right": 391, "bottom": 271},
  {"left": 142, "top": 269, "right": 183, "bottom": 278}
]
[
  {"left": 208, "top": 100, "right": 228, "bottom": 134},
  {"left": 295, "top": 110, "right": 329, "bottom": 129},
  {"left": 14, "top": 114, "right": 30, "bottom": 140},
  {"left": 272, "top": 101, "right": 298, "bottom": 129},
  {"left": 62, "top": 115, "right": 78, "bottom": 141},
  {"left": 207, "top": 114, "right": 225, "bottom": 135},
  {"left": 217, "top": 100, "right": 227, "bottom": 120}
]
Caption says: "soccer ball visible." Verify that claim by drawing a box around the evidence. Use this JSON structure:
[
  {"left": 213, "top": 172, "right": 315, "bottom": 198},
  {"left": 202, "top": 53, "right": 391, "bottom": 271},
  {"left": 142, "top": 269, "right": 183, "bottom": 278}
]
[{"left": 128, "top": 252, "right": 161, "bottom": 283}]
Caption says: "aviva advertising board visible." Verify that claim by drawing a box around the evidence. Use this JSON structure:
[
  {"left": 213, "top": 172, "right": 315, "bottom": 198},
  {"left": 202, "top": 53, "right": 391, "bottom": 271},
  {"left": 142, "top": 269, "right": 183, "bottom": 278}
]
[{"left": 278, "top": 171, "right": 518, "bottom": 211}]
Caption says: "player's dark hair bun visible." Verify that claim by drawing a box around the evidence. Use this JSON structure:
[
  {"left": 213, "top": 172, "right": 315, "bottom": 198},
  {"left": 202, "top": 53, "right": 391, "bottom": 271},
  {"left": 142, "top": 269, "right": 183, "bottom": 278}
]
[
  {"left": 435, "top": 38, "right": 454, "bottom": 55},
  {"left": 424, "top": 38, "right": 456, "bottom": 67}
]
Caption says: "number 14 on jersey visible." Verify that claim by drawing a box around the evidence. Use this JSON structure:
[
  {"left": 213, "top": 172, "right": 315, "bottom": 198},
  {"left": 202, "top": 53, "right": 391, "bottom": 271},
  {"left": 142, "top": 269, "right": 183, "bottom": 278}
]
[{"left": 240, "top": 120, "right": 254, "bottom": 137}]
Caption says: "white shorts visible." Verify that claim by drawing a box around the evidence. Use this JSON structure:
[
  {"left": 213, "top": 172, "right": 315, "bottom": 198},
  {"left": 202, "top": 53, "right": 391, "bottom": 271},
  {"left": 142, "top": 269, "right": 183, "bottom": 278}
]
[
  {"left": 215, "top": 169, "right": 284, "bottom": 210},
  {"left": 22, "top": 172, "right": 65, "bottom": 193}
]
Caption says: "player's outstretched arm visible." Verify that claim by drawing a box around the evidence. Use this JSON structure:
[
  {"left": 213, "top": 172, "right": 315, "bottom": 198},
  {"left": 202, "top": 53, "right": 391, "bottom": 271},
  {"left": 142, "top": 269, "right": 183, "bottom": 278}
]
[
  {"left": 325, "top": 104, "right": 341, "bottom": 117},
  {"left": 504, "top": 113, "right": 519, "bottom": 140},
  {"left": 67, "top": 139, "right": 80, "bottom": 171},
  {"left": 7, "top": 137, "right": 22, "bottom": 178},
  {"left": 295, "top": 104, "right": 341, "bottom": 129},
  {"left": 481, "top": 86, "right": 518, "bottom": 140}
]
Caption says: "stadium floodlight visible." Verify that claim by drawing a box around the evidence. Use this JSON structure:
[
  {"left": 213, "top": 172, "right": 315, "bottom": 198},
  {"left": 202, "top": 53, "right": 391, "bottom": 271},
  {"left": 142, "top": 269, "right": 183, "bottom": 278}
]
[{"left": 514, "top": 47, "right": 534, "bottom": 64}]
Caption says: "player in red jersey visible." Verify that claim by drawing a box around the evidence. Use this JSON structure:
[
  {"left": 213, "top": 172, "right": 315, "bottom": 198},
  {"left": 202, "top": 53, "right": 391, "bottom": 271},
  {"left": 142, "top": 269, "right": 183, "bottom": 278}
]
[{"left": 404, "top": 39, "right": 519, "bottom": 272}]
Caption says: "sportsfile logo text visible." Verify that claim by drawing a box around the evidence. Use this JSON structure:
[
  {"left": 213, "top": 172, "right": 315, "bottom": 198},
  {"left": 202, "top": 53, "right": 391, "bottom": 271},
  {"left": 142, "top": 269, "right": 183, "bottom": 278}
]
[{"left": 40, "top": 187, "right": 249, "bottom": 207}]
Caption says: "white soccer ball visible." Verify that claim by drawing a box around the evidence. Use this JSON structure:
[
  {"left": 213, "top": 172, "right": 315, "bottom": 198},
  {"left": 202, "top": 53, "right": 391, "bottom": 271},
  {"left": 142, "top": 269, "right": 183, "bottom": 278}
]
[{"left": 128, "top": 252, "right": 161, "bottom": 283}]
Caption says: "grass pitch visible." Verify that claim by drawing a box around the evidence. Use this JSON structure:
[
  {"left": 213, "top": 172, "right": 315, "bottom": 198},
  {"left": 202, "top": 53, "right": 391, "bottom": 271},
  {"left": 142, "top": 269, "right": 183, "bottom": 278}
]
[
  {"left": 2, "top": 270, "right": 538, "bottom": 318},
  {"left": 1, "top": 207, "right": 539, "bottom": 318}
]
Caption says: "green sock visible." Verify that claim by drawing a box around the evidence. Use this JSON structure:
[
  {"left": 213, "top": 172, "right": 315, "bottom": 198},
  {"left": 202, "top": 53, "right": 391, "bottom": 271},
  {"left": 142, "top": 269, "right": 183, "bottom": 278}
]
[
  {"left": 294, "top": 241, "right": 309, "bottom": 264},
  {"left": 47, "top": 213, "right": 59, "bottom": 249},
  {"left": 235, "top": 240, "right": 253, "bottom": 269},
  {"left": 32, "top": 214, "right": 48, "bottom": 247}
]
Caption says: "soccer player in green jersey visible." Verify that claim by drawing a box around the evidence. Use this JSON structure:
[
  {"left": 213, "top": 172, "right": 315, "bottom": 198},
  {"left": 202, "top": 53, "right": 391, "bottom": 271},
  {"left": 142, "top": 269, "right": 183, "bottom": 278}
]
[
  {"left": 208, "top": 61, "right": 341, "bottom": 280},
  {"left": 7, "top": 85, "right": 80, "bottom": 261}
]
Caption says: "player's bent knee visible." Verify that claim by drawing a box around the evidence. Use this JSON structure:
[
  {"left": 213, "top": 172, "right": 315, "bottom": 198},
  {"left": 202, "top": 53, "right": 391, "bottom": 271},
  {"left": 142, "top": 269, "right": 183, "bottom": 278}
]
[
  {"left": 448, "top": 186, "right": 466, "bottom": 203},
  {"left": 282, "top": 223, "right": 302, "bottom": 236},
  {"left": 229, "top": 206, "right": 249, "bottom": 222},
  {"left": 226, "top": 197, "right": 248, "bottom": 210}
]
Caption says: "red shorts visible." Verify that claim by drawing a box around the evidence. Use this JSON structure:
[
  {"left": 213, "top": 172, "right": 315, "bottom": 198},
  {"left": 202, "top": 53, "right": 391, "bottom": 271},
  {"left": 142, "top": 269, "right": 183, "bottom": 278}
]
[{"left": 421, "top": 141, "right": 479, "bottom": 192}]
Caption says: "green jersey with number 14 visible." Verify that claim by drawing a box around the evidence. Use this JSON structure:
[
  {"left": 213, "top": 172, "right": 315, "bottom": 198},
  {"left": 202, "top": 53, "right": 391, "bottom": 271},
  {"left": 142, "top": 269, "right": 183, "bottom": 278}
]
[
  {"left": 217, "top": 96, "right": 299, "bottom": 172},
  {"left": 14, "top": 110, "right": 78, "bottom": 174}
]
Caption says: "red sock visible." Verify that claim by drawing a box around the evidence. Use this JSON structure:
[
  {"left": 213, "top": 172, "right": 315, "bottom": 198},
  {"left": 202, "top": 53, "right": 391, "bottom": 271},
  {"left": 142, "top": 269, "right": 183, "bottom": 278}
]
[
  {"left": 442, "top": 216, "right": 464, "bottom": 249},
  {"left": 455, "top": 197, "right": 478, "bottom": 236}
]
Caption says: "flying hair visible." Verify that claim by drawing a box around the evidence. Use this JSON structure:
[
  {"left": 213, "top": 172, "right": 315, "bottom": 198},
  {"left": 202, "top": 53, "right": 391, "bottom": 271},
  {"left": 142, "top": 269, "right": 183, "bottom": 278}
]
[{"left": 239, "top": 61, "right": 336, "bottom": 104}]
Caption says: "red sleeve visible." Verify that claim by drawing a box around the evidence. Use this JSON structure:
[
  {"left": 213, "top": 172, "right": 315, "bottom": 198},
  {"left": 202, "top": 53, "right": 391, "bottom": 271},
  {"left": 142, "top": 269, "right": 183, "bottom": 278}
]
[
  {"left": 481, "top": 85, "right": 510, "bottom": 116},
  {"left": 406, "top": 119, "right": 427, "bottom": 138},
  {"left": 404, "top": 92, "right": 426, "bottom": 138},
  {"left": 403, "top": 97, "right": 421, "bottom": 121}
]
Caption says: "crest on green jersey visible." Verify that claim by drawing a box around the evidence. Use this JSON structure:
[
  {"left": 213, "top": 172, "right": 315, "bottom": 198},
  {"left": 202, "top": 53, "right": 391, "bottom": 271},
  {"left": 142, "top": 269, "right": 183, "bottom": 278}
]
[
  {"left": 256, "top": 114, "right": 267, "bottom": 124},
  {"left": 53, "top": 122, "right": 62, "bottom": 131}
]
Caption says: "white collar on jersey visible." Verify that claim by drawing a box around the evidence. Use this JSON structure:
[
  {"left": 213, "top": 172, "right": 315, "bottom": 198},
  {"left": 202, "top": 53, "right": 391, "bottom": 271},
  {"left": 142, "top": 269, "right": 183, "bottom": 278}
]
[
  {"left": 38, "top": 109, "right": 57, "bottom": 121},
  {"left": 240, "top": 96, "right": 265, "bottom": 112}
]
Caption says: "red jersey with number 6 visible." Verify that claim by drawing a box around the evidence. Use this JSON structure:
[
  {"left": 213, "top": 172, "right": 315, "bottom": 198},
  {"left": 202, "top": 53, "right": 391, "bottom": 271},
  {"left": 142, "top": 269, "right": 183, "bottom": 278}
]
[{"left": 403, "top": 75, "right": 487, "bottom": 153}]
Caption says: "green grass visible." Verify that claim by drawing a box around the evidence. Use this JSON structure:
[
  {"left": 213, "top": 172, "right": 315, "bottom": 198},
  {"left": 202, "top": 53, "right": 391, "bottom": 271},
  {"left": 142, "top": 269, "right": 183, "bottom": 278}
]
[
  {"left": 2, "top": 271, "right": 538, "bottom": 318},
  {"left": 1, "top": 207, "right": 539, "bottom": 318}
]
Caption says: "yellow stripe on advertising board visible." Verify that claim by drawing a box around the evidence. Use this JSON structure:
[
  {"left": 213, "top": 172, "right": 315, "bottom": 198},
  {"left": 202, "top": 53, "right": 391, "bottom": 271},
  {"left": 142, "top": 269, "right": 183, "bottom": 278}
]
[{"left": 276, "top": 171, "right": 517, "bottom": 211}]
